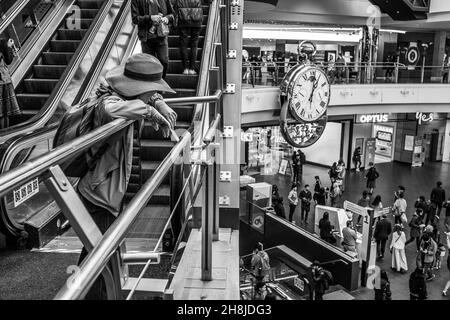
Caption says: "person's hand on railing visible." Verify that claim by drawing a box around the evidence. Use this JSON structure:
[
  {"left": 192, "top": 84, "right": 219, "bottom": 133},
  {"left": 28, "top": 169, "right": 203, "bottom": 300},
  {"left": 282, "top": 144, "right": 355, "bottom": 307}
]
[
  {"left": 154, "top": 99, "right": 177, "bottom": 129},
  {"left": 146, "top": 106, "right": 172, "bottom": 138}
]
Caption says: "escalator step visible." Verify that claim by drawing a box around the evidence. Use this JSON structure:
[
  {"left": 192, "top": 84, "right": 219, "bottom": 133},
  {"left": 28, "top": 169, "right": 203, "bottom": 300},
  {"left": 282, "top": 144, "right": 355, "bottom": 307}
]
[
  {"left": 165, "top": 74, "right": 199, "bottom": 90},
  {"left": 140, "top": 140, "right": 175, "bottom": 161},
  {"left": 170, "top": 23, "right": 207, "bottom": 36},
  {"left": 142, "top": 121, "right": 190, "bottom": 140},
  {"left": 148, "top": 185, "right": 170, "bottom": 205},
  {"left": 79, "top": 9, "right": 100, "bottom": 19},
  {"left": 167, "top": 60, "right": 201, "bottom": 74},
  {"left": 16, "top": 93, "right": 50, "bottom": 110},
  {"left": 128, "top": 204, "right": 171, "bottom": 239},
  {"left": 33, "top": 65, "right": 66, "bottom": 79},
  {"left": 164, "top": 88, "right": 196, "bottom": 99},
  {"left": 23, "top": 79, "right": 58, "bottom": 94},
  {"left": 141, "top": 160, "right": 170, "bottom": 184},
  {"left": 77, "top": 0, "right": 104, "bottom": 10},
  {"left": 42, "top": 52, "right": 74, "bottom": 65},
  {"left": 169, "top": 48, "right": 202, "bottom": 61},
  {"left": 50, "top": 40, "right": 81, "bottom": 52},
  {"left": 169, "top": 104, "right": 195, "bottom": 122},
  {"left": 57, "top": 29, "right": 88, "bottom": 41}
]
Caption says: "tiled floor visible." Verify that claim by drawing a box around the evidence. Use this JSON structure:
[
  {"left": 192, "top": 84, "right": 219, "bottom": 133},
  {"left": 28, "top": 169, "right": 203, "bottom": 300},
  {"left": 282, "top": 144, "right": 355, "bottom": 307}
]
[{"left": 241, "top": 161, "right": 450, "bottom": 300}]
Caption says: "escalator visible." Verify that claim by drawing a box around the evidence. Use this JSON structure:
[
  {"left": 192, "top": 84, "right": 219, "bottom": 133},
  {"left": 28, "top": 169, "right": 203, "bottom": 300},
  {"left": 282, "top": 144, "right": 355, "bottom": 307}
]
[
  {"left": 0, "top": 0, "right": 136, "bottom": 246},
  {"left": 12, "top": 0, "right": 107, "bottom": 125},
  {"left": 369, "top": 0, "right": 429, "bottom": 20}
]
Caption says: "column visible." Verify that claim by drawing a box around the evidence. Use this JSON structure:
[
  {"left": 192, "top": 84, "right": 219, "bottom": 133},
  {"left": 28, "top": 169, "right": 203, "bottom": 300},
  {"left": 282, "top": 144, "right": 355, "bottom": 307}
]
[{"left": 431, "top": 31, "right": 447, "bottom": 81}]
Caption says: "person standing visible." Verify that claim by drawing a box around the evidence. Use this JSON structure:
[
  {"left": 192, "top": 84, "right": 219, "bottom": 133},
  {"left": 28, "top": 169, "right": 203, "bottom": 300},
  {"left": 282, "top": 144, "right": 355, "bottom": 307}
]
[
  {"left": 272, "top": 185, "right": 286, "bottom": 219},
  {"left": 0, "top": 37, "right": 20, "bottom": 128},
  {"left": 336, "top": 159, "right": 346, "bottom": 192},
  {"left": 352, "top": 147, "right": 362, "bottom": 172},
  {"left": 409, "top": 268, "right": 428, "bottom": 300},
  {"left": 356, "top": 190, "right": 371, "bottom": 224},
  {"left": 442, "top": 231, "right": 450, "bottom": 296},
  {"left": 292, "top": 150, "right": 301, "bottom": 185},
  {"left": 251, "top": 242, "right": 271, "bottom": 284},
  {"left": 392, "top": 192, "right": 407, "bottom": 225},
  {"left": 430, "top": 181, "right": 446, "bottom": 218},
  {"left": 313, "top": 175, "right": 322, "bottom": 199},
  {"left": 314, "top": 187, "right": 327, "bottom": 206},
  {"left": 418, "top": 231, "right": 437, "bottom": 281},
  {"left": 365, "top": 162, "right": 379, "bottom": 195},
  {"left": 319, "top": 212, "right": 336, "bottom": 244},
  {"left": 175, "top": 0, "right": 203, "bottom": 75},
  {"left": 374, "top": 213, "right": 392, "bottom": 260},
  {"left": 288, "top": 184, "right": 298, "bottom": 223},
  {"left": 335, "top": 54, "right": 346, "bottom": 83},
  {"left": 405, "top": 210, "right": 423, "bottom": 251},
  {"left": 374, "top": 270, "right": 392, "bottom": 301},
  {"left": 311, "top": 262, "right": 333, "bottom": 300},
  {"left": 329, "top": 177, "right": 341, "bottom": 208},
  {"left": 299, "top": 184, "right": 312, "bottom": 224},
  {"left": 444, "top": 198, "right": 450, "bottom": 232},
  {"left": 131, "top": 0, "right": 175, "bottom": 78},
  {"left": 342, "top": 220, "right": 357, "bottom": 253},
  {"left": 390, "top": 224, "right": 408, "bottom": 273}
]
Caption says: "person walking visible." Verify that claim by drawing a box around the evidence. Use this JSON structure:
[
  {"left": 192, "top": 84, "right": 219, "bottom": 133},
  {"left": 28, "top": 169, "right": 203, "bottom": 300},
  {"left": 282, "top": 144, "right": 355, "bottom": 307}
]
[
  {"left": 371, "top": 195, "right": 383, "bottom": 222},
  {"left": 430, "top": 181, "right": 446, "bottom": 218},
  {"left": 299, "top": 184, "right": 312, "bottom": 224},
  {"left": 356, "top": 190, "right": 371, "bottom": 224},
  {"left": 311, "top": 261, "right": 333, "bottom": 300},
  {"left": 328, "top": 162, "right": 339, "bottom": 184},
  {"left": 75, "top": 54, "right": 177, "bottom": 299},
  {"left": 374, "top": 270, "right": 392, "bottom": 300},
  {"left": 342, "top": 220, "right": 357, "bottom": 253},
  {"left": 442, "top": 231, "right": 450, "bottom": 296},
  {"left": 313, "top": 175, "right": 322, "bottom": 199},
  {"left": 0, "top": 37, "right": 20, "bottom": 128},
  {"left": 131, "top": 0, "right": 175, "bottom": 78},
  {"left": 405, "top": 210, "right": 423, "bottom": 251},
  {"left": 352, "top": 147, "right": 362, "bottom": 172},
  {"left": 392, "top": 192, "right": 407, "bottom": 225},
  {"left": 272, "top": 185, "right": 286, "bottom": 219},
  {"left": 319, "top": 212, "right": 336, "bottom": 244},
  {"left": 336, "top": 159, "right": 346, "bottom": 192},
  {"left": 365, "top": 162, "right": 379, "bottom": 195},
  {"left": 292, "top": 150, "right": 301, "bottom": 185},
  {"left": 409, "top": 267, "right": 428, "bottom": 300},
  {"left": 174, "top": 0, "right": 203, "bottom": 75},
  {"left": 329, "top": 177, "right": 341, "bottom": 208},
  {"left": 251, "top": 242, "right": 271, "bottom": 284},
  {"left": 288, "top": 184, "right": 299, "bottom": 223},
  {"left": 390, "top": 224, "right": 408, "bottom": 273},
  {"left": 418, "top": 231, "right": 437, "bottom": 281},
  {"left": 374, "top": 213, "right": 392, "bottom": 260}
]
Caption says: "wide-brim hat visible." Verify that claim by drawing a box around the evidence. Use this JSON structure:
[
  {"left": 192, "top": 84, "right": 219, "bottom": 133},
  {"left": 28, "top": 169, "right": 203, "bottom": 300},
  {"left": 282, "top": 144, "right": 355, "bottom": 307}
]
[{"left": 105, "top": 53, "right": 176, "bottom": 97}]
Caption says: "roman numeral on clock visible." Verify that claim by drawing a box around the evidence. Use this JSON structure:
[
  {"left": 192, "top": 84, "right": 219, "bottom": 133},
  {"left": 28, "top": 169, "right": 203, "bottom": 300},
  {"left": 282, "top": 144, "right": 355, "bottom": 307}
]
[{"left": 300, "top": 109, "right": 305, "bottom": 116}]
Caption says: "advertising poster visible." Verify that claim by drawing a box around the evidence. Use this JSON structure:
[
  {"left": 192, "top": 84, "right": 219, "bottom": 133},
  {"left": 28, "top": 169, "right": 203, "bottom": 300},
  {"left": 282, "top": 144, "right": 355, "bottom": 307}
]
[{"left": 364, "top": 138, "right": 376, "bottom": 166}]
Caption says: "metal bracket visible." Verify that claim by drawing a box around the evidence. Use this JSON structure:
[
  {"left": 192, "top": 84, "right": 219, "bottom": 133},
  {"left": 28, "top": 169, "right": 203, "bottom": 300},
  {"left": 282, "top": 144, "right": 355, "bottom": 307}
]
[
  {"left": 48, "top": 166, "right": 70, "bottom": 191},
  {"left": 230, "top": 0, "right": 240, "bottom": 6},
  {"left": 222, "top": 126, "right": 233, "bottom": 138},
  {"left": 219, "top": 196, "right": 231, "bottom": 206},
  {"left": 219, "top": 171, "right": 231, "bottom": 182},
  {"left": 226, "top": 49, "right": 237, "bottom": 59},
  {"left": 229, "top": 22, "right": 238, "bottom": 30},
  {"left": 224, "top": 83, "right": 235, "bottom": 94}
]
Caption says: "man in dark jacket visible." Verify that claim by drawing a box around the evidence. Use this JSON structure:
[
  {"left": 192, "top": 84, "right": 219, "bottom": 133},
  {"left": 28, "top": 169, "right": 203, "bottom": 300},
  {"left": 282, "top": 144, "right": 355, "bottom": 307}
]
[
  {"left": 430, "top": 181, "right": 446, "bottom": 217},
  {"left": 299, "top": 184, "right": 312, "bottom": 223},
  {"left": 131, "top": 0, "right": 175, "bottom": 78},
  {"left": 174, "top": 0, "right": 203, "bottom": 75},
  {"left": 373, "top": 213, "right": 392, "bottom": 259},
  {"left": 409, "top": 267, "right": 427, "bottom": 300}
]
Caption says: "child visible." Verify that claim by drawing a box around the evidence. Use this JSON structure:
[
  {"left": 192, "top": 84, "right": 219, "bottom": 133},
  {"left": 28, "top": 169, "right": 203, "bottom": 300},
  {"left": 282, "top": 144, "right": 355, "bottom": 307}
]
[{"left": 435, "top": 243, "right": 446, "bottom": 270}]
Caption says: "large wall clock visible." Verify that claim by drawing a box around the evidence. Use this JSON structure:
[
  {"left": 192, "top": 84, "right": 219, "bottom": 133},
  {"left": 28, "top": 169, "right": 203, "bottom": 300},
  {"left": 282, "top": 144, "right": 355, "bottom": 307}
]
[{"left": 280, "top": 64, "right": 330, "bottom": 148}]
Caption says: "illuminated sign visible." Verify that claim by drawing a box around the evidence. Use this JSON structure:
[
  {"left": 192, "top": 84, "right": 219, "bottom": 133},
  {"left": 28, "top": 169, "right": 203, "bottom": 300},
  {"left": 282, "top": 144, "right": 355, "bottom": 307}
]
[
  {"left": 416, "top": 112, "right": 434, "bottom": 125},
  {"left": 357, "top": 114, "right": 389, "bottom": 123}
]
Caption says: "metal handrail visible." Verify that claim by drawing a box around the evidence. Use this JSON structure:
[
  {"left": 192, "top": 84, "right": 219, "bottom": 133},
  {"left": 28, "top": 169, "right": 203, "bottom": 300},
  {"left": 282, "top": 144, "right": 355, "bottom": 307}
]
[
  {"left": 0, "top": 0, "right": 32, "bottom": 35},
  {"left": 0, "top": 0, "right": 117, "bottom": 144},
  {"left": 54, "top": 132, "right": 192, "bottom": 300}
]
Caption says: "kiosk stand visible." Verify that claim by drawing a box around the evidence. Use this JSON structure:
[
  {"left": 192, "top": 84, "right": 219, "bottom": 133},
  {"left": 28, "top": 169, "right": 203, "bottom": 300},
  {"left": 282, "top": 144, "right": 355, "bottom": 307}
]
[{"left": 343, "top": 201, "right": 376, "bottom": 286}]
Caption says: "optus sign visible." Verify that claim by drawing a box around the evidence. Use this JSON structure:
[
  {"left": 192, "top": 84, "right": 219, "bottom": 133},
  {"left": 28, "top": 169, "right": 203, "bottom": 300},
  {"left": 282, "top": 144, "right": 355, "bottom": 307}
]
[{"left": 356, "top": 114, "right": 389, "bottom": 124}]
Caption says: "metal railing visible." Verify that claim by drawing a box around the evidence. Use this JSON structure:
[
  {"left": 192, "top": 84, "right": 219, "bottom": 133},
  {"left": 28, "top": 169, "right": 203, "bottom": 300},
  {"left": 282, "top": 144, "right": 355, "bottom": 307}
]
[{"left": 242, "top": 61, "right": 450, "bottom": 87}]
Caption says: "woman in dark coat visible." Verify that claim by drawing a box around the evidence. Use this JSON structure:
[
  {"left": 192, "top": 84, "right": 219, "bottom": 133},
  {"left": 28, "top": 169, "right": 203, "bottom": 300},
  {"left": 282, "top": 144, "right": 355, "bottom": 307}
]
[
  {"left": 0, "top": 37, "right": 20, "bottom": 128},
  {"left": 405, "top": 210, "right": 423, "bottom": 250},
  {"left": 319, "top": 212, "right": 335, "bottom": 244}
]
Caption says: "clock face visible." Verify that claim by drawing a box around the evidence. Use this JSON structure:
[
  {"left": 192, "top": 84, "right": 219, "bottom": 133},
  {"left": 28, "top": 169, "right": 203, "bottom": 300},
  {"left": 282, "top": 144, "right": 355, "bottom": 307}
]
[{"left": 289, "top": 66, "right": 330, "bottom": 122}]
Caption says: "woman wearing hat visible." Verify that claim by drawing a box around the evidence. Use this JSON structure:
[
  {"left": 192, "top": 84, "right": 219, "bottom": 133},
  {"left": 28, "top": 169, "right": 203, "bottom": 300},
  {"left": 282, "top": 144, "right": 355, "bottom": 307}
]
[{"left": 77, "top": 53, "right": 177, "bottom": 299}]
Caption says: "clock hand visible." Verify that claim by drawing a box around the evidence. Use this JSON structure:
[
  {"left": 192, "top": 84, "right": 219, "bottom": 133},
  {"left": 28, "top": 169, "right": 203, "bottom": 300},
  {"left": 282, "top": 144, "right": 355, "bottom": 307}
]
[{"left": 309, "top": 78, "right": 319, "bottom": 102}]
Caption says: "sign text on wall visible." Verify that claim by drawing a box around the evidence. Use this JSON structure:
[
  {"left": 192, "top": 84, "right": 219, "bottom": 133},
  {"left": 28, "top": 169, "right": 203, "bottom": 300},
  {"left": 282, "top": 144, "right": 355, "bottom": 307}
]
[
  {"left": 416, "top": 112, "right": 434, "bottom": 125},
  {"left": 357, "top": 113, "right": 389, "bottom": 124}
]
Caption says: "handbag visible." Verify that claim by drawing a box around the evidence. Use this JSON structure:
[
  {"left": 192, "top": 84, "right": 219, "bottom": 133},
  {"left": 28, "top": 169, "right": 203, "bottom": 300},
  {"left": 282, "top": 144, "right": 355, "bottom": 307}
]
[{"left": 157, "top": 22, "right": 170, "bottom": 37}]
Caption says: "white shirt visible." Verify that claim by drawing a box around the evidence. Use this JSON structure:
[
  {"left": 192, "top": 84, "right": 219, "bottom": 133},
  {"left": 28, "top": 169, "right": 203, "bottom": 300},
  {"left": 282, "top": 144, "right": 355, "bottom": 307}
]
[
  {"left": 393, "top": 198, "right": 407, "bottom": 214},
  {"left": 390, "top": 231, "right": 406, "bottom": 250},
  {"left": 288, "top": 189, "right": 298, "bottom": 206}
]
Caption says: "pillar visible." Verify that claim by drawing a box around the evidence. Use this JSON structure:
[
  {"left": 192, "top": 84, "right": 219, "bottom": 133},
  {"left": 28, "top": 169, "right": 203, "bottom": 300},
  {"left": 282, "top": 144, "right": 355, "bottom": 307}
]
[{"left": 431, "top": 31, "right": 447, "bottom": 81}]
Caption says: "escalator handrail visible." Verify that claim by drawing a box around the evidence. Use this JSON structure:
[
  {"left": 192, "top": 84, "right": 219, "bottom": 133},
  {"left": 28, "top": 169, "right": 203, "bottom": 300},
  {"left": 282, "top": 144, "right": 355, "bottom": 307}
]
[
  {"left": 0, "top": 0, "right": 117, "bottom": 144},
  {"left": 0, "top": 0, "right": 32, "bottom": 35}
]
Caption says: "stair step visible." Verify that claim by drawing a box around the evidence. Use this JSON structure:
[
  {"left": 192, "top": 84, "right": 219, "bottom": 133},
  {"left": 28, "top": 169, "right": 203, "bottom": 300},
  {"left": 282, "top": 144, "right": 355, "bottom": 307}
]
[
  {"left": 16, "top": 93, "right": 50, "bottom": 110},
  {"left": 122, "top": 278, "right": 168, "bottom": 297},
  {"left": 23, "top": 79, "right": 58, "bottom": 94},
  {"left": 141, "top": 160, "right": 170, "bottom": 183},
  {"left": 129, "top": 173, "right": 141, "bottom": 185},
  {"left": 167, "top": 60, "right": 201, "bottom": 74},
  {"left": 169, "top": 48, "right": 202, "bottom": 61},
  {"left": 165, "top": 74, "right": 199, "bottom": 90},
  {"left": 77, "top": 0, "right": 104, "bottom": 10},
  {"left": 50, "top": 40, "right": 82, "bottom": 52},
  {"left": 57, "top": 29, "right": 88, "bottom": 41},
  {"left": 42, "top": 52, "right": 74, "bottom": 65},
  {"left": 127, "top": 183, "right": 141, "bottom": 194},
  {"left": 141, "top": 140, "right": 175, "bottom": 161},
  {"left": 170, "top": 104, "right": 195, "bottom": 122},
  {"left": 33, "top": 65, "right": 66, "bottom": 79},
  {"left": 149, "top": 185, "right": 170, "bottom": 205},
  {"left": 79, "top": 8, "right": 100, "bottom": 19},
  {"left": 142, "top": 121, "right": 190, "bottom": 140}
]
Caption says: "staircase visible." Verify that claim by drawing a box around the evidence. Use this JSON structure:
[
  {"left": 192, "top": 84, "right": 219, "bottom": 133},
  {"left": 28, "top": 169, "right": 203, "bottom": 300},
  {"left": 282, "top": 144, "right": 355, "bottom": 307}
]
[
  {"left": 12, "top": 0, "right": 106, "bottom": 125},
  {"left": 124, "top": 5, "right": 210, "bottom": 255},
  {"left": 369, "top": 0, "right": 429, "bottom": 20}
]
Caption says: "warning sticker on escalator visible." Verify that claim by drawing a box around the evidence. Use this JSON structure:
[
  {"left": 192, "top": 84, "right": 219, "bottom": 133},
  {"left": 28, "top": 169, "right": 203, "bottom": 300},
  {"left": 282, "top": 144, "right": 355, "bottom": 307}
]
[{"left": 13, "top": 178, "right": 39, "bottom": 207}]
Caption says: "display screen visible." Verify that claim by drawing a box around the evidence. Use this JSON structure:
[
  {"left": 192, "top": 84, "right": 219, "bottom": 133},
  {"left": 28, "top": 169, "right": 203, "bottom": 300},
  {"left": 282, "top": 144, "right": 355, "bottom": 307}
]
[{"left": 376, "top": 131, "right": 392, "bottom": 142}]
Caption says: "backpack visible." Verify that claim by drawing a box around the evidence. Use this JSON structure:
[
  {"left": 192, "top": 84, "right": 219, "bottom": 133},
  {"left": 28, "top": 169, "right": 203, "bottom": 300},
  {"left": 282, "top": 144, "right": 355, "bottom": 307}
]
[
  {"left": 53, "top": 90, "right": 116, "bottom": 177},
  {"left": 367, "top": 168, "right": 378, "bottom": 180},
  {"left": 323, "top": 269, "right": 333, "bottom": 288}
]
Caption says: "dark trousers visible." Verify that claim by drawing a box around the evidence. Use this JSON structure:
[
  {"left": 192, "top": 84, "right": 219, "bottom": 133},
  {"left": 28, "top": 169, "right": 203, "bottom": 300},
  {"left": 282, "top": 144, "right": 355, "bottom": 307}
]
[
  {"left": 405, "top": 236, "right": 420, "bottom": 250},
  {"left": 78, "top": 195, "right": 116, "bottom": 300},
  {"left": 289, "top": 204, "right": 296, "bottom": 222},
  {"left": 435, "top": 203, "right": 443, "bottom": 217},
  {"left": 394, "top": 214, "right": 402, "bottom": 225},
  {"left": 293, "top": 166, "right": 302, "bottom": 184},
  {"left": 141, "top": 37, "right": 169, "bottom": 78},
  {"left": 301, "top": 205, "right": 310, "bottom": 222},
  {"left": 376, "top": 238, "right": 387, "bottom": 257},
  {"left": 179, "top": 27, "right": 201, "bottom": 70}
]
